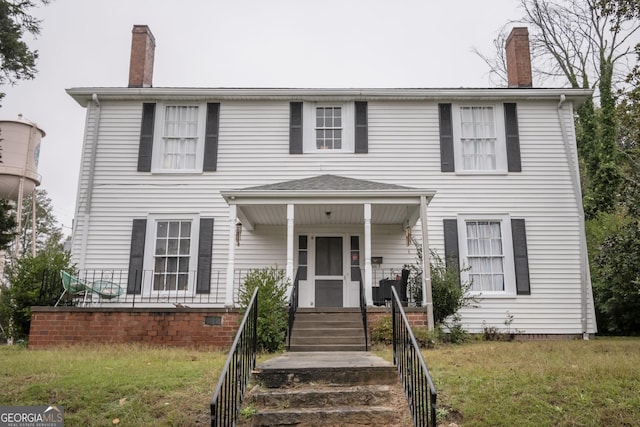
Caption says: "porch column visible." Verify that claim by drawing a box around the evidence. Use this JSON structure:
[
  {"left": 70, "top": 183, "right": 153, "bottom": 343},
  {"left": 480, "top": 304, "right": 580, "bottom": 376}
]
[
  {"left": 420, "top": 195, "right": 435, "bottom": 330},
  {"left": 364, "top": 203, "right": 373, "bottom": 306},
  {"left": 225, "top": 204, "right": 237, "bottom": 307},
  {"left": 286, "top": 204, "right": 295, "bottom": 297}
]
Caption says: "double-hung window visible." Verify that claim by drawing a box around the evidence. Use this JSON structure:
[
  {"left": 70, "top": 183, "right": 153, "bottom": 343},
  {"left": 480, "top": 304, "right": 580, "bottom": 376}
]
[
  {"left": 460, "top": 106, "right": 497, "bottom": 171},
  {"left": 152, "top": 104, "right": 206, "bottom": 172},
  {"left": 302, "top": 103, "right": 354, "bottom": 153},
  {"left": 141, "top": 214, "right": 200, "bottom": 294},
  {"left": 457, "top": 214, "right": 517, "bottom": 295},
  {"left": 153, "top": 220, "right": 192, "bottom": 291},
  {"left": 448, "top": 103, "right": 510, "bottom": 174},
  {"left": 316, "top": 107, "right": 343, "bottom": 150},
  {"left": 465, "top": 220, "right": 505, "bottom": 292}
]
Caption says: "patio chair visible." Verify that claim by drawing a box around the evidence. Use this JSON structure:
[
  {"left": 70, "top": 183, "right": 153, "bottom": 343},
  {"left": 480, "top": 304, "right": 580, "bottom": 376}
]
[
  {"left": 56, "top": 271, "right": 90, "bottom": 306},
  {"left": 88, "top": 280, "right": 124, "bottom": 300}
]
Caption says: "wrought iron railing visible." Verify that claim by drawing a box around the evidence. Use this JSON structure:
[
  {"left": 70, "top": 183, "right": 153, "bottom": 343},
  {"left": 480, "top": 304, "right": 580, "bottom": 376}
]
[
  {"left": 391, "top": 286, "right": 437, "bottom": 427},
  {"left": 287, "top": 270, "right": 300, "bottom": 350},
  {"left": 46, "top": 268, "right": 261, "bottom": 307},
  {"left": 210, "top": 287, "right": 258, "bottom": 427},
  {"left": 358, "top": 271, "right": 368, "bottom": 351}
]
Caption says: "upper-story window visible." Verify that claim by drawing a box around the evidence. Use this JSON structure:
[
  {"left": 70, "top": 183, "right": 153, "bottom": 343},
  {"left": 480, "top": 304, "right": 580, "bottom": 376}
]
[
  {"left": 316, "top": 107, "right": 343, "bottom": 150},
  {"left": 304, "top": 103, "right": 354, "bottom": 153},
  {"left": 290, "top": 101, "right": 367, "bottom": 154},
  {"left": 153, "top": 104, "right": 206, "bottom": 172},
  {"left": 161, "top": 106, "right": 199, "bottom": 170},
  {"left": 137, "top": 102, "right": 220, "bottom": 174},
  {"left": 439, "top": 102, "right": 521, "bottom": 174},
  {"left": 453, "top": 104, "right": 507, "bottom": 173},
  {"left": 460, "top": 106, "right": 497, "bottom": 171}
]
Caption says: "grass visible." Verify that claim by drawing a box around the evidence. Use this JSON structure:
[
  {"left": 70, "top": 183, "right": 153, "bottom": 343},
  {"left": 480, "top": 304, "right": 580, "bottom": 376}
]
[
  {"left": 1, "top": 339, "right": 639, "bottom": 426},
  {"left": 376, "top": 337, "right": 640, "bottom": 426},
  {"left": 0, "top": 344, "right": 266, "bottom": 426}
]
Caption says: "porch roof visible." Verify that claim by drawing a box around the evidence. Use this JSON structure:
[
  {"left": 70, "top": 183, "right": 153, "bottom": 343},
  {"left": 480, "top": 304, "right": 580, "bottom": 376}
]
[{"left": 221, "top": 175, "right": 435, "bottom": 230}]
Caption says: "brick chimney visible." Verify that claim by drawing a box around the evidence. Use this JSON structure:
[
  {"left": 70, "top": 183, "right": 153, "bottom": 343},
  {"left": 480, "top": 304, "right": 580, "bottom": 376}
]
[
  {"left": 128, "top": 25, "right": 155, "bottom": 88},
  {"left": 505, "top": 27, "right": 532, "bottom": 88}
]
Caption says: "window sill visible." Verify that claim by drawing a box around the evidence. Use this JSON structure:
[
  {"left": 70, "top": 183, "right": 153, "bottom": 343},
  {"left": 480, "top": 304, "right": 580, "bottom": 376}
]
[
  {"left": 454, "top": 171, "right": 509, "bottom": 176},
  {"left": 470, "top": 292, "right": 519, "bottom": 299}
]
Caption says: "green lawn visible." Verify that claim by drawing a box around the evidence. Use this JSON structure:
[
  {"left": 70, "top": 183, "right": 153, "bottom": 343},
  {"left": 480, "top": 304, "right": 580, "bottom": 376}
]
[
  {"left": 1, "top": 339, "right": 639, "bottom": 426},
  {"left": 378, "top": 337, "right": 640, "bottom": 426}
]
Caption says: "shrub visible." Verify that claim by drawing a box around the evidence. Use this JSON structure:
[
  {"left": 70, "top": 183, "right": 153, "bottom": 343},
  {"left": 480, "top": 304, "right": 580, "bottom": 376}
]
[
  {"left": 370, "top": 315, "right": 393, "bottom": 345},
  {"left": 405, "top": 242, "right": 479, "bottom": 325},
  {"left": 0, "top": 245, "right": 73, "bottom": 341},
  {"left": 238, "top": 267, "right": 289, "bottom": 353}
]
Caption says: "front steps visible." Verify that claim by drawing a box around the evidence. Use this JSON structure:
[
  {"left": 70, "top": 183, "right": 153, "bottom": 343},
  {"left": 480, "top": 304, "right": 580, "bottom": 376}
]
[
  {"left": 238, "top": 352, "right": 412, "bottom": 427},
  {"left": 288, "top": 308, "right": 367, "bottom": 352}
]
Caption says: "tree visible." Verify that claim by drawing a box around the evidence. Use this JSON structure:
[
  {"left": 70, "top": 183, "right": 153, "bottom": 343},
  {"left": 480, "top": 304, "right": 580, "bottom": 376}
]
[
  {"left": 0, "top": 199, "right": 16, "bottom": 250},
  {"left": 15, "top": 189, "right": 64, "bottom": 254},
  {"left": 477, "top": 0, "right": 640, "bottom": 217},
  {"left": 593, "top": 221, "right": 640, "bottom": 335},
  {"left": 0, "top": 0, "right": 51, "bottom": 105},
  {"left": 0, "top": 243, "right": 72, "bottom": 341}
]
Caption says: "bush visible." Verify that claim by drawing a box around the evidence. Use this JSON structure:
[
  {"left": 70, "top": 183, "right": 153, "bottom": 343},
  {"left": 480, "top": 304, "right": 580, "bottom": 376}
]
[
  {"left": 593, "top": 221, "right": 640, "bottom": 335},
  {"left": 405, "top": 243, "right": 479, "bottom": 325},
  {"left": 0, "top": 245, "right": 73, "bottom": 341},
  {"left": 238, "top": 267, "right": 289, "bottom": 353},
  {"left": 370, "top": 315, "right": 393, "bottom": 345}
]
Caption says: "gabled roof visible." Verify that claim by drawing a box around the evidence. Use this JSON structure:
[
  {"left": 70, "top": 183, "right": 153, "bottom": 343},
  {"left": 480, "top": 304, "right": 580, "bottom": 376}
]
[{"left": 242, "top": 174, "right": 413, "bottom": 192}]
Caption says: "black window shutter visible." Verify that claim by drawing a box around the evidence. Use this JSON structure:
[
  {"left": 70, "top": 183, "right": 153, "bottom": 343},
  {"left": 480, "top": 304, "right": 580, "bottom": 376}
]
[
  {"left": 203, "top": 103, "right": 220, "bottom": 171},
  {"left": 511, "top": 218, "right": 531, "bottom": 295},
  {"left": 355, "top": 101, "right": 368, "bottom": 153},
  {"left": 289, "top": 102, "right": 303, "bottom": 154},
  {"left": 137, "top": 103, "right": 156, "bottom": 172},
  {"left": 504, "top": 103, "right": 522, "bottom": 172},
  {"left": 439, "top": 103, "right": 455, "bottom": 172},
  {"left": 127, "top": 219, "right": 147, "bottom": 294},
  {"left": 443, "top": 219, "right": 460, "bottom": 276},
  {"left": 196, "top": 218, "right": 214, "bottom": 294}
]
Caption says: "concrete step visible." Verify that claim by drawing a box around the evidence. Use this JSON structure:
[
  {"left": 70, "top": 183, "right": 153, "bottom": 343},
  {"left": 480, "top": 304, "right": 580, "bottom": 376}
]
[
  {"left": 247, "top": 384, "right": 392, "bottom": 409},
  {"left": 290, "top": 327, "right": 364, "bottom": 337},
  {"left": 289, "top": 334, "right": 365, "bottom": 351},
  {"left": 293, "top": 319, "right": 363, "bottom": 329},
  {"left": 254, "top": 354, "right": 396, "bottom": 388},
  {"left": 244, "top": 406, "right": 398, "bottom": 427},
  {"left": 288, "top": 343, "right": 367, "bottom": 352}
]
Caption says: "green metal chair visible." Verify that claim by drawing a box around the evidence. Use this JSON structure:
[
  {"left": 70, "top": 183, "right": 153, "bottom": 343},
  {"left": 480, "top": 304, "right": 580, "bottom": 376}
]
[
  {"left": 90, "top": 280, "right": 124, "bottom": 300},
  {"left": 56, "top": 271, "right": 89, "bottom": 306}
]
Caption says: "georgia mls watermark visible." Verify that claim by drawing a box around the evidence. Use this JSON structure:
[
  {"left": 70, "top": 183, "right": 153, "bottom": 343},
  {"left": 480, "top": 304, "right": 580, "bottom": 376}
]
[{"left": 0, "top": 406, "right": 64, "bottom": 427}]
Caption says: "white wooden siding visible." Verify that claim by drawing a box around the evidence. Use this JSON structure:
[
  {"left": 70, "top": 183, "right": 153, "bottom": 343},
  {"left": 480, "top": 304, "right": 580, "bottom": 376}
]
[{"left": 70, "top": 98, "right": 596, "bottom": 333}]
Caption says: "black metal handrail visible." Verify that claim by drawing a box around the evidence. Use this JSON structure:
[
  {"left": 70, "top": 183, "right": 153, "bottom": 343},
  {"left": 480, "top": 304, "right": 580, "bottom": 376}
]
[
  {"left": 391, "top": 286, "right": 437, "bottom": 427},
  {"left": 358, "top": 272, "right": 369, "bottom": 351},
  {"left": 287, "top": 270, "right": 300, "bottom": 350},
  {"left": 210, "top": 287, "right": 258, "bottom": 427}
]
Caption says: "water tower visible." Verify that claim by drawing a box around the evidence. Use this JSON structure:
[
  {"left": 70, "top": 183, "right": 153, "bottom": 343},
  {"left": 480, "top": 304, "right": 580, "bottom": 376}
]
[{"left": 0, "top": 116, "right": 45, "bottom": 256}]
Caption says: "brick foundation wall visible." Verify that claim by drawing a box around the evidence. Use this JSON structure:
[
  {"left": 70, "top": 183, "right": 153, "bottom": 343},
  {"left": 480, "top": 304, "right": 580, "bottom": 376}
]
[
  {"left": 28, "top": 307, "right": 242, "bottom": 349},
  {"left": 29, "top": 306, "right": 429, "bottom": 350},
  {"left": 367, "top": 307, "right": 428, "bottom": 332}
]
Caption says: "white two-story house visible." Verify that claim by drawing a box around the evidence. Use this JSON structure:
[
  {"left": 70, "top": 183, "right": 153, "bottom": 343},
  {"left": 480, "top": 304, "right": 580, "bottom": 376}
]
[{"left": 66, "top": 25, "right": 597, "bottom": 337}]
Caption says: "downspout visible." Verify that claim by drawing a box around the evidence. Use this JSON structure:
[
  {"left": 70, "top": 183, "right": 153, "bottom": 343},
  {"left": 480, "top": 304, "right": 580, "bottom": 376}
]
[
  {"left": 78, "top": 94, "right": 101, "bottom": 269},
  {"left": 557, "top": 94, "right": 591, "bottom": 340}
]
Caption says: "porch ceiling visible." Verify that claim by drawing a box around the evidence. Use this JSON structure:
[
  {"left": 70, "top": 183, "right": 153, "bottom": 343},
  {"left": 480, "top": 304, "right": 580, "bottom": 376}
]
[{"left": 221, "top": 175, "right": 435, "bottom": 230}]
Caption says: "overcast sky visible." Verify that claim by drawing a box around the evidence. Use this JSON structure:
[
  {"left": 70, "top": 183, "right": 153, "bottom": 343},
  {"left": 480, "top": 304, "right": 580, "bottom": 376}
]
[{"left": 1, "top": 0, "right": 523, "bottom": 234}]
